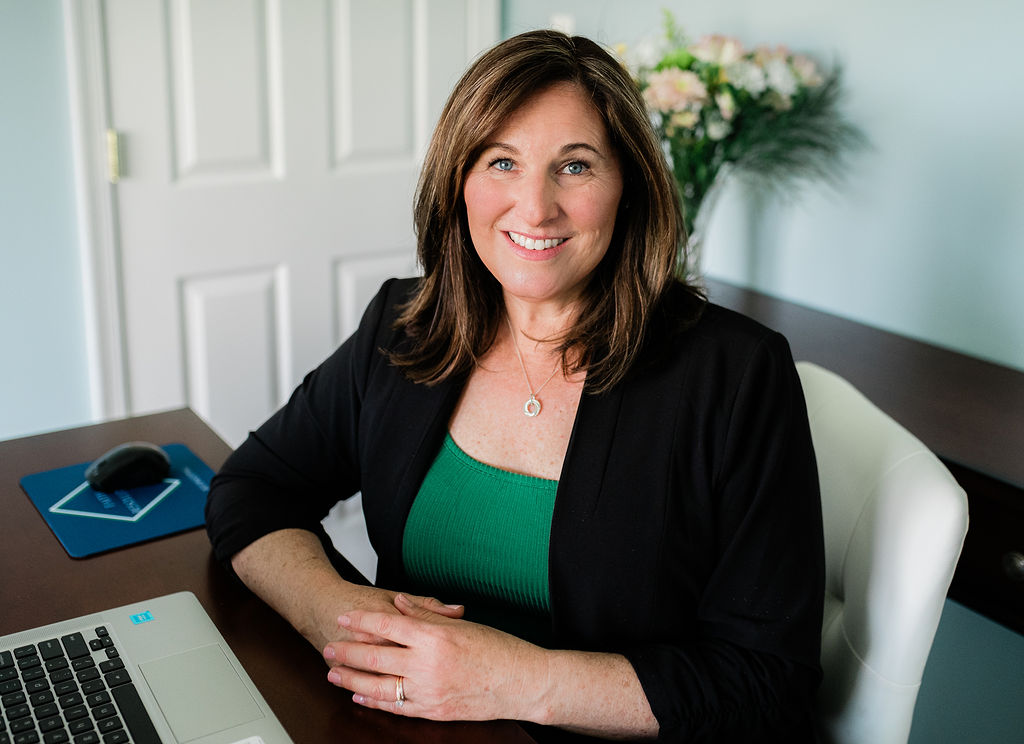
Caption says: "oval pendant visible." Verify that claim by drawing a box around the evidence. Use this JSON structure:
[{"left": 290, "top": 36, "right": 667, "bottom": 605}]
[{"left": 523, "top": 395, "right": 541, "bottom": 417}]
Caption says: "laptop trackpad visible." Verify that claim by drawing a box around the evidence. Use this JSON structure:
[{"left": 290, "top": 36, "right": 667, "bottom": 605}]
[{"left": 140, "top": 644, "right": 263, "bottom": 742}]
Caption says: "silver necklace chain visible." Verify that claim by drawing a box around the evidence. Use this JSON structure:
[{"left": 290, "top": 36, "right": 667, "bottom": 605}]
[{"left": 505, "top": 314, "right": 560, "bottom": 417}]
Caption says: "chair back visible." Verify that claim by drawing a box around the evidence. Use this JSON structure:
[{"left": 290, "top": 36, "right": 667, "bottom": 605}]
[{"left": 796, "top": 362, "right": 968, "bottom": 744}]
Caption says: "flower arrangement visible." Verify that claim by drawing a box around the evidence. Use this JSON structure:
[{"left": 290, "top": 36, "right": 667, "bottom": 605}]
[{"left": 619, "top": 12, "right": 864, "bottom": 276}]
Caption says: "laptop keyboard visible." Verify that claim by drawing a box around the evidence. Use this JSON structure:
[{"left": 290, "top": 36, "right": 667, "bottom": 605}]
[{"left": 0, "top": 626, "right": 160, "bottom": 744}]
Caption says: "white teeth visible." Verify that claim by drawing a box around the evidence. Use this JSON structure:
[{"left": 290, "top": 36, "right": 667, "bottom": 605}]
[{"left": 508, "top": 231, "right": 567, "bottom": 250}]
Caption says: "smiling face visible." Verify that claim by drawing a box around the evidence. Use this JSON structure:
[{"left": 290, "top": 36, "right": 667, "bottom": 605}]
[{"left": 462, "top": 82, "right": 623, "bottom": 314}]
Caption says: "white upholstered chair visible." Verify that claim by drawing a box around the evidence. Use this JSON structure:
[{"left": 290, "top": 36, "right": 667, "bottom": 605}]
[{"left": 796, "top": 361, "right": 969, "bottom": 744}]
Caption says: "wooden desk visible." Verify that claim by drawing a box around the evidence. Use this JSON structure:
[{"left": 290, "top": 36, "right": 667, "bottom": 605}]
[
  {"left": 2, "top": 409, "right": 534, "bottom": 744},
  {"left": 708, "top": 279, "right": 1024, "bottom": 634}
]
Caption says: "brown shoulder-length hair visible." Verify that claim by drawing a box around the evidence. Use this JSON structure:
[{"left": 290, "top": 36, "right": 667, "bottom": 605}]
[{"left": 390, "top": 30, "right": 703, "bottom": 394}]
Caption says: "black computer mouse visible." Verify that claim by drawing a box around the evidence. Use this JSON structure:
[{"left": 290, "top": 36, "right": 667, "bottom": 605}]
[{"left": 85, "top": 441, "right": 171, "bottom": 493}]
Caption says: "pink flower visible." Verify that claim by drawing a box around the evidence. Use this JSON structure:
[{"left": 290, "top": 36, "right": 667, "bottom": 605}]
[
  {"left": 754, "top": 44, "right": 791, "bottom": 66},
  {"left": 792, "top": 54, "right": 824, "bottom": 86},
  {"left": 690, "top": 34, "right": 745, "bottom": 65},
  {"left": 643, "top": 68, "right": 708, "bottom": 113}
]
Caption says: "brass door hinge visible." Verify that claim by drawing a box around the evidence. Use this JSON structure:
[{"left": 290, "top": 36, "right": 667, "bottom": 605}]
[{"left": 106, "top": 129, "right": 121, "bottom": 184}]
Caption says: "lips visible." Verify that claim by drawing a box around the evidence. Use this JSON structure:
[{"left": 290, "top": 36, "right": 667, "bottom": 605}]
[{"left": 506, "top": 230, "right": 568, "bottom": 251}]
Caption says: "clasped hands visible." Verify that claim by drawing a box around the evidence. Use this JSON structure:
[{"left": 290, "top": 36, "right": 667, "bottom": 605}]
[{"left": 323, "top": 592, "right": 547, "bottom": 723}]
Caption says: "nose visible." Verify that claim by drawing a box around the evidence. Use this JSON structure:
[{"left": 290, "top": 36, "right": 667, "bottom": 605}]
[{"left": 514, "top": 171, "right": 559, "bottom": 226}]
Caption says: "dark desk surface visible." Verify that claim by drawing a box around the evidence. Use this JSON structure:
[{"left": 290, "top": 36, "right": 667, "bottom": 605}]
[
  {"left": 708, "top": 279, "right": 1024, "bottom": 634},
  {"left": 2, "top": 408, "right": 534, "bottom": 744}
]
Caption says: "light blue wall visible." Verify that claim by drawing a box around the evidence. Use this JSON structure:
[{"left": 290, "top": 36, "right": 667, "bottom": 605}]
[
  {"left": 503, "top": 4, "right": 1024, "bottom": 744},
  {"left": 0, "top": 0, "right": 92, "bottom": 441},
  {"left": 505, "top": 0, "right": 1024, "bottom": 374}
]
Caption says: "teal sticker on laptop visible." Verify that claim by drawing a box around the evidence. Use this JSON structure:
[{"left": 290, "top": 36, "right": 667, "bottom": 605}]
[{"left": 20, "top": 443, "right": 213, "bottom": 558}]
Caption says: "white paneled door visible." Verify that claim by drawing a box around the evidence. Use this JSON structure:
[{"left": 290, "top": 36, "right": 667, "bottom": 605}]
[{"left": 77, "top": 0, "right": 497, "bottom": 446}]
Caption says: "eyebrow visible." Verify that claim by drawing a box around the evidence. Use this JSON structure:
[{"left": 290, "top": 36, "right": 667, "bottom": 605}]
[{"left": 487, "top": 141, "right": 607, "bottom": 158}]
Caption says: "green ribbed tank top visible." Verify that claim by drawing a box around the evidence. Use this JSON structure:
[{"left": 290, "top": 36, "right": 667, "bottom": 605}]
[{"left": 402, "top": 433, "right": 557, "bottom": 616}]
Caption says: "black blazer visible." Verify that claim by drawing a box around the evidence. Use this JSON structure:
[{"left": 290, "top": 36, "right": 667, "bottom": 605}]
[{"left": 206, "top": 277, "right": 824, "bottom": 743}]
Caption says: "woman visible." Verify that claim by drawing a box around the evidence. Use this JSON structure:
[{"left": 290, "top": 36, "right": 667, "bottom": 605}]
[{"left": 206, "top": 30, "right": 824, "bottom": 743}]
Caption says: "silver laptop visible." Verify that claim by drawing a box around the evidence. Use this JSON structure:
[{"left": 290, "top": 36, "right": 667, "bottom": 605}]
[{"left": 0, "top": 591, "right": 293, "bottom": 744}]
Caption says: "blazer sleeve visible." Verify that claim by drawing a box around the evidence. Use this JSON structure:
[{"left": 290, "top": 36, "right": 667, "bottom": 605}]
[
  {"left": 625, "top": 332, "right": 824, "bottom": 743},
  {"left": 204, "top": 278, "right": 397, "bottom": 567}
]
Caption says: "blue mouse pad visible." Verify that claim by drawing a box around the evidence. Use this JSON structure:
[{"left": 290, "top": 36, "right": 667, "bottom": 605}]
[{"left": 20, "top": 443, "right": 214, "bottom": 558}]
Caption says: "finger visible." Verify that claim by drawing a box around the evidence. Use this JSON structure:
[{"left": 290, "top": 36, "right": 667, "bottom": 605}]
[
  {"left": 336, "top": 617, "right": 389, "bottom": 645},
  {"left": 339, "top": 608, "right": 421, "bottom": 647},
  {"left": 327, "top": 665, "right": 408, "bottom": 712},
  {"left": 323, "top": 640, "right": 403, "bottom": 674},
  {"left": 405, "top": 594, "right": 464, "bottom": 619}
]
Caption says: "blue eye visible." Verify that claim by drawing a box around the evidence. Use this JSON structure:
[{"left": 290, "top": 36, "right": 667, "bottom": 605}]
[
  {"left": 491, "top": 158, "right": 514, "bottom": 171},
  {"left": 563, "top": 161, "right": 588, "bottom": 175}
]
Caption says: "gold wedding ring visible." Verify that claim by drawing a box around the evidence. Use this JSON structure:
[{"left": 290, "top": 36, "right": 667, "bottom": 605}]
[{"left": 395, "top": 675, "right": 406, "bottom": 707}]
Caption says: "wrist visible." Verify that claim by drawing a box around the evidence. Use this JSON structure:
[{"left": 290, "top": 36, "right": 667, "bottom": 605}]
[{"left": 517, "top": 646, "right": 561, "bottom": 726}]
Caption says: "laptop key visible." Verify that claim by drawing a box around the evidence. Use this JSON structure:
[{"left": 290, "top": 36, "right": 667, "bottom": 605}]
[
  {"left": 47, "top": 670, "right": 73, "bottom": 685},
  {"left": 52, "top": 682, "right": 77, "bottom": 697},
  {"left": 37, "top": 718, "right": 62, "bottom": 735},
  {"left": 33, "top": 703, "right": 58, "bottom": 719},
  {"left": 57, "top": 694, "right": 83, "bottom": 710},
  {"left": 57, "top": 636, "right": 88, "bottom": 661},
  {"left": 2, "top": 691, "right": 27, "bottom": 708},
  {"left": 100, "top": 672, "right": 128, "bottom": 689},
  {"left": 66, "top": 719, "right": 92, "bottom": 736},
  {"left": 44, "top": 659, "right": 68, "bottom": 674},
  {"left": 42, "top": 731, "right": 69, "bottom": 744},
  {"left": 16, "top": 658, "right": 39, "bottom": 673},
  {"left": 72, "top": 734, "right": 99, "bottom": 744},
  {"left": 29, "top": 691, "right": 55, "bottom": 707},
  {"left": 96, "top": 661, "right": 121, "bottom": 675},
  {"left": 8, "top": 719, "right": 33, "bottom": 734},
  {"left": 36, "top": 642, "right": 63, "bottom": 663},
  {"left": 78, "top": 682, "right": 103, "bottom": 696},
  {"left": 5, "top": 704, "right": 29, "bottom": 720},
  {"left": 25, "top": 679, "right": 49, "bottom": 695},
  {"left": 62, "top": 707, "right": 88, "bottom": 724},
  {"left": 109, "top": 684, "right": 160, "bottom": 744},
  {"left": 94, "top": 718, "right": 119, "bottom": 734},
  {"left": 84, "top": 693, "right": 110, "bottom": 708}
]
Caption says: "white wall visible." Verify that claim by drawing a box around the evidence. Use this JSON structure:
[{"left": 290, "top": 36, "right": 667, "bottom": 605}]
[
  {"left": 505, "top": 0, "right": 1024, "bottom": 374},
  {"left": 0, "top": 0, "right": 92, "bottom": 441}
]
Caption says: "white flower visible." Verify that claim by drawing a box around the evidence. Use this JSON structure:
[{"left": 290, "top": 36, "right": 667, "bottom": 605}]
[
  {"left": 615, "top": 37, "right": 665, "bottom": 76},
  {"left": 724, "top": 60, "right": 767, "bottom": 96},
  {"left": 715, "top": 89, "right": 737, "bottom": 121},
  {"left": 764, "top": 57, "right": 798, "bottom": 98},
  {"left": 706, "top": 111, "right": 732, "bottom": 141}
]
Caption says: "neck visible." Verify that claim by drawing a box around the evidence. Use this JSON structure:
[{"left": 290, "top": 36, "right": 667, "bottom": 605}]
[{"left": 501, "top": 294, "right": 579, "bottom": 351}]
